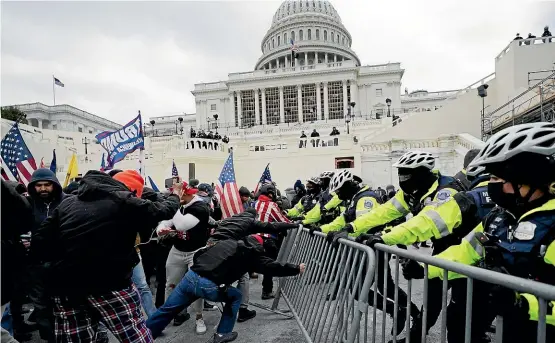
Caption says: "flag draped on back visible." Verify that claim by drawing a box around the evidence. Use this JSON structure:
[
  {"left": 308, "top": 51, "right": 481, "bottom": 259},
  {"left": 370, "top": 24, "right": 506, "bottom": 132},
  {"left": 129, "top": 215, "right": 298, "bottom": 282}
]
[
  {"left": 254, "top": 163, "right": 272, "bottom": 195},
  {"left": 215, "top": 153, "right": 243, "bottom": 219},
  {"left": 172, "top": 160, "right": 179, "bottom": 177},
  {"left": 49, "top": 149, "right": 57, "bottom": 173},
  {"left": 0, "top": 124, "right": 37, "bottom": 184}
]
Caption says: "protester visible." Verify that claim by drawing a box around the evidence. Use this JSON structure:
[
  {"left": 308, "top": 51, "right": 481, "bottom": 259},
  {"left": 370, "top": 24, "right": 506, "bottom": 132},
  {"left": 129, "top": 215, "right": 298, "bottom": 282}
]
[
  {"left": 146, "top": 208, "right": 304, "bottom": 343},
  {"left": 310, "top": 129, "right": 320, "bottom": 137},
  {"left": 454, "top": 148, "right": 480, "bottom": 190},
  {"left": 1, "top": 180, "right": 33, "bottom": 342},
  {"left": 254, "top": 184, "right": 292, "bottom": 299},
  {"left": 330, "top": 127, "right": 340, "bottom": 136},
  {"left": 29, "top": 170, "right": 180, "bottom": 343},
  {"left": 26, "top": 168, "right": 71, "bottom": 342},
  {"left": 157, "top": 181, "right": 211, "bottom": 333},
  {"left": 291, "top": 180, "right": 306, "bottom": 206},
  {"left": 239, "top": 186, "right": 254, "bottom": 210},
  {"left": 300, "top": 131, "right": 307, "bottom": 138}
]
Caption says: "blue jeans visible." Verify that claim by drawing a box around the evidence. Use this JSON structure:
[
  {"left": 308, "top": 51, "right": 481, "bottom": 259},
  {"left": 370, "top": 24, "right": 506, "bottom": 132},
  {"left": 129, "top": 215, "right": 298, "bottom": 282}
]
[
  {"left": 131, "top": 260, "right": 156, "bottom": 318},
  {"left": 1, "top": 304, "right": 13, "bottom": 336},
  {"left": 146, "top": 270, "right": 242, "bottom": 338}
]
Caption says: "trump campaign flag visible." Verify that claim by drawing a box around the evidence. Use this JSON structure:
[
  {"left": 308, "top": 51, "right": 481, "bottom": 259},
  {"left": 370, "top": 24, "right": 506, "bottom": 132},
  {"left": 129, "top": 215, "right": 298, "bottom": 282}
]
[
  {"left": 254, "top": 163, "right": 272, "bottom": 195},
  {"left": 215, "top": 152, "right": 243, "bottom": 219},
  {"left": 0, "top": 124, "right": 37, "bottom": 184},
  {"left": 96, "top": 114, "right": 144, "bottom": 170}
]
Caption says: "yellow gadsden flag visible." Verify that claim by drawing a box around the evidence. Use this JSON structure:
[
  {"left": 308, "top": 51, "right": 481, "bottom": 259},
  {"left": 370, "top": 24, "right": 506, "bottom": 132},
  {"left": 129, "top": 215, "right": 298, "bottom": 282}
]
[{"left": 63, "top": 153, "right": 79, "bottom": 187}]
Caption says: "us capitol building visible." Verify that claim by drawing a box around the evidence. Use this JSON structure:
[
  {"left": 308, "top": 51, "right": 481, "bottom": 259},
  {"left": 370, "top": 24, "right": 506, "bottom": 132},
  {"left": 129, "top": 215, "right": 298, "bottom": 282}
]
[{"left": 4, "top": 0, "right": 554, "bottom": 189}]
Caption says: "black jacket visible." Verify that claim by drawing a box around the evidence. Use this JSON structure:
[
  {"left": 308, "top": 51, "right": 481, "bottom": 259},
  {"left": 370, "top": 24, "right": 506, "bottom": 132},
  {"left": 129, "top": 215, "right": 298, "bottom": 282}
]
[
  {"left": 191, "top": 239, "right": 300, "bottom": 286},
  {"left": 192, "top": 211, "right": 300, "bottom": 285},
  {"left": 1, "top": 180, "right": 32, "bottom": 305},
  {"left": 30, "top": 171, "right": 180, "bottom": 297},
  {"left": 27, "top": 168, "right": 69, "bottom": 232},
  {"left": 209, "top": 211, "right": 297, "bottom": 242}
]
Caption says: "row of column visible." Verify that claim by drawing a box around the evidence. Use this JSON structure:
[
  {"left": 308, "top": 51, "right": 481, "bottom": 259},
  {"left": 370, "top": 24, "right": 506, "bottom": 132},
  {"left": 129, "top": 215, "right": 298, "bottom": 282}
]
[
  {"left": 230, "top": 80, "right": 358, "bottom": 127},
  {"left": 265, "top": 52, "right": 342, "bottom": 69}
]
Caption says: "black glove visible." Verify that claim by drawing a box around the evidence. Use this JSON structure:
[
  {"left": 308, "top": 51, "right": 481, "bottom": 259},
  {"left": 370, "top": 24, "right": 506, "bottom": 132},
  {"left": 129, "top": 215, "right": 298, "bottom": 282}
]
[
  {"left": 355, "top": 234, "right": 371, "bottom": 244},
  {"left": 489, "top": 285, "right": 527, "bottom": 317},
  {"left": 402, "top": 259, "right": 425, "bottom": 280},
  {"left": 326, "top": 230, "right": 349, "bottom": 248},
  {"left": 365, "top": 234, "right": 384, "bottom": 249},
  {"left": 309, "top": 226, "right": 321, "bottom": 236}
]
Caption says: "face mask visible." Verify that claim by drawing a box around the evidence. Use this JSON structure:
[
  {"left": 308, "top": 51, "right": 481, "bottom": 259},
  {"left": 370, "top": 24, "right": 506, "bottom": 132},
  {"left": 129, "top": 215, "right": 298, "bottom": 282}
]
[{"left": 488, "top": 182, "right": 520, "bottom": 213}]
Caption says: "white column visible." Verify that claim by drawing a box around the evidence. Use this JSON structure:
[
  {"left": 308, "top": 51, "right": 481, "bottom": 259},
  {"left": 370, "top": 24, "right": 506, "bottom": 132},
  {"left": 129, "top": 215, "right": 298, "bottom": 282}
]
[
  {"left": 254, "top": 89, "right": 260, "bottom": 125},
  {"left": 334, "top": 54, "right": 337, "bottom": 62},
  {"left": 37, "top": 119, "right": 43, "bottom": 129},
  {"left": 323, "top": 82, "right": 329, "bottom": 120},
  {"left": 279, "top": 86, "right": 285, "bottom": 123},
  {"left": 261, "top": 88, "right": 267, "bottom": 125},
  {"left": 342, "top": 80, "right": 348, "bottom": 117},
  {"left": 316, "top": 83, "right": 322, "bottom": 121},
  {"left": 350, "top": 80, "right": 358, "bottom": 116},
  {"left": 228, "top": 93, "right": 234, "bottom": 126},
  {"left": 304, "top": 52, "right": 308, "bottom": 65},
  {"left": 297, "top": 84, "right": 303, "bottom": 123},
  {"left": 325, "top": 53, "right": 328, "bottom": 64},
  {"left": 286, "top": 54, "right": 290, "bottom": 67},
  {"left": 237, "top": 92, "right": 242, "bottom": 128}
]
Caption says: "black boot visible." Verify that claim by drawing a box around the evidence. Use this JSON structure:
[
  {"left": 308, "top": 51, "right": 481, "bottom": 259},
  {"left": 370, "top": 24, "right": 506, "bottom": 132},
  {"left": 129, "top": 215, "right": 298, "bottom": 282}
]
[
  {"left": 389, "top": 317, "right": 423, "bottom": 343},
  {"left": 173, "top": 312, "right": 191, "bottom": 326},
  {"left": 392, "top": 306, "right": 407, "bottom": 336},
  {"left": 237, "top": 308, "right": 256, "bottom": 322}
]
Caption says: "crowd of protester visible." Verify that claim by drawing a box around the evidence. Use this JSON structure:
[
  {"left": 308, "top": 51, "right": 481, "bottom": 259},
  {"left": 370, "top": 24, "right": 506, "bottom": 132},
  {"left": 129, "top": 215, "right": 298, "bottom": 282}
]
[
  {"left": 1, "top": 123, "right": 554, "bottom": 343},
  {"left": 190, "top": 128, "right": 229, "bottom": 144},
  {"left": 513, "top": 25, "right": 552, "bottom": 43}
]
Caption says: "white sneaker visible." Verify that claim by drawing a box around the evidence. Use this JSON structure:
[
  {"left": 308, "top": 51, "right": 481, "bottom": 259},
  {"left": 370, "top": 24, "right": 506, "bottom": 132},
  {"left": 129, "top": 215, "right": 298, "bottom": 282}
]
[{"left": 196, "top": 318, "right": 207, "bottom": 335}]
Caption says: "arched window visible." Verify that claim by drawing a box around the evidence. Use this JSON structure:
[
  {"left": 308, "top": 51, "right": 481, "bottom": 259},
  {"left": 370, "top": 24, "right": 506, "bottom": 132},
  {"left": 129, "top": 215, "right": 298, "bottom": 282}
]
[
  {"left": 337, "top": 34, "right": 340, "bottom": 43},
  {"left": 299, "top": 30, "right": 303, "bottom": 40},
  {"left": 284, "top": 33, "right": 288, "bottom": 44},
  {"left": 331, "top": 32, "right": 334, "bottom": 42},
  {"left": 291, "top": 31, "right": 295, "bottom": 42},
  {"left": 272, "top": 38, "right": 275, "bottom": 48},
  {"left": 278, "top": 36, "right": 281, "bottom": 46},
  {"left": 342, "top": 37, "right": 345, "bottom": 45},
  {"left": 316, "top": 29, "right": 320, "bottom": 40},
  {"left": 308, "top": 29, "right": 312, "bottom": 40},
  {"left": 267, "top": 42, "right": 270, "bottom": 51},
  {"left": 324, "top": 30, "right": 327, "bottom": 40}
]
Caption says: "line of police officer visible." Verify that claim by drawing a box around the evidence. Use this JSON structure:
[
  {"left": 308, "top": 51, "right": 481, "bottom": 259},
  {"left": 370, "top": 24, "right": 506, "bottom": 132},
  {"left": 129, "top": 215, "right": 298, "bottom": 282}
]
[{"left": 286, "top": 122, "right": 555, "bottom": 343}]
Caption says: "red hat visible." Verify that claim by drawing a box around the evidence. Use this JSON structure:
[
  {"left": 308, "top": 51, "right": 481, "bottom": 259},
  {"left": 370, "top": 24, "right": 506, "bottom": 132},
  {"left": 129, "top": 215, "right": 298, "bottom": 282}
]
[
  {"left": 182, "top": 181, "right": 198, "bottom": 196},
  {"left": 251, "top": 234, "right": 264, "bottom": 245},
  {"left": 114, "top": 170, "right": 144, "bottom": 198}
]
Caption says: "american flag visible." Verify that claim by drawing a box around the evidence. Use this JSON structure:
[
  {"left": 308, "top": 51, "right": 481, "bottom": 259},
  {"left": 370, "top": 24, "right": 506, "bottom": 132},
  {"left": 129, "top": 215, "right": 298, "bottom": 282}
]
[
  {"left": 172, "top": 160, "right": 179, "bottom": 177},
  {"left": 290, "top": 38, "right": 299, "bottom": 51},
  {"left": 215, "top": 152, "right": 243, "bottom": 219},
  {"left": 254, "top": 163, "right": 272, "bottom": 195},
  {"left": 1, "top": 124, "right": 37, "bottom": 184}
]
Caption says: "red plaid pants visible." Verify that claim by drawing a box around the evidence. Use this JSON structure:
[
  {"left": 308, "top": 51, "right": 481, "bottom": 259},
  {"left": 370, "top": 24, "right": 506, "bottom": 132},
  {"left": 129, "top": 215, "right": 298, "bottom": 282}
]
[{"left": 52, "top": 285, "right": 152, "bottom": 343}]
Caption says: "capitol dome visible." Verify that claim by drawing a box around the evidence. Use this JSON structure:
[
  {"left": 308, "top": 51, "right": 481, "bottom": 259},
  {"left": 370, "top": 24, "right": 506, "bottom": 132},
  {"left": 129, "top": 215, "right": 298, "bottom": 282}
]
[{"left": 255, "top": 0, "right": 360, "bottom": 70}]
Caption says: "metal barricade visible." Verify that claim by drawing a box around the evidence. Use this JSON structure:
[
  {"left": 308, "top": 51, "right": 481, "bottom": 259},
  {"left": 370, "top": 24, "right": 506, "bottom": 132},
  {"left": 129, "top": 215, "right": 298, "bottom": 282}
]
[
  {"left": 366, "top": 243, "right": 555, "bottom": 343},
  {"left": 270, "top": 227, "right": 376, "bottom": 343}
]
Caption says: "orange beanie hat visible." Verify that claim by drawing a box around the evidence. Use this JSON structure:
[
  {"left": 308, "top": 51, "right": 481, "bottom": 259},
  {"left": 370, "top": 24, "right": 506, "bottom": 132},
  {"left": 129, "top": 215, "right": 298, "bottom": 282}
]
[{"left": 113, "top": 170, "right": 144, "bottom": 198}]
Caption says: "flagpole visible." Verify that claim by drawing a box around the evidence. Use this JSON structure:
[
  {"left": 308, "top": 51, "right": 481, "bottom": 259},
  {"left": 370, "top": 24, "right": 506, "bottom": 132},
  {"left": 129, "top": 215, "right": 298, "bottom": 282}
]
[
  {"left": 138, "top": 110, "right": 146, "bottom": 183},
  {"left": 52, "top": 75, "right": 56, "bottom": 105}
]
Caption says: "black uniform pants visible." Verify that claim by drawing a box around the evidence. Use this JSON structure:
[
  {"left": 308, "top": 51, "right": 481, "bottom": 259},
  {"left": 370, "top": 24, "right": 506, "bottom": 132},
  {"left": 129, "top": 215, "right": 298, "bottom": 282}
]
[{"left": 367, "top": 251, "right": 419, "bottom": 318}]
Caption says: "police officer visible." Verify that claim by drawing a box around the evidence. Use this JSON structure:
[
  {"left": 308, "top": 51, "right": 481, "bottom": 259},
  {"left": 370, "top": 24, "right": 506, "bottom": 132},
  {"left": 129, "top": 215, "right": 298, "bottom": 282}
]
[
  {"left": 332, "top": 151, "right": 464, "bottom": 340},
  {"left": 406, "top": 122, "right": 555, "bottom": 343},
  {"left": 302, "top": 171, "right": 343, "bottom": 226},
  {"left": 287, "top": 177, "right": 322, "bottom": 219},
  {"left": 363, "top": 163, "right": 495, "bottom": 343},
  {"left": 318, "top": 170, "right": 419, "bottom": 336}
]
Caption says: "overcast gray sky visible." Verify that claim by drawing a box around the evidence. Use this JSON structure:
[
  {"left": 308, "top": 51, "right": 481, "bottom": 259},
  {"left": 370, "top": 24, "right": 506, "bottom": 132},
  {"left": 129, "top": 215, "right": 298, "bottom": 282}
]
[{"left": 1, "top": 0, "right": 554, "bottom": 124}]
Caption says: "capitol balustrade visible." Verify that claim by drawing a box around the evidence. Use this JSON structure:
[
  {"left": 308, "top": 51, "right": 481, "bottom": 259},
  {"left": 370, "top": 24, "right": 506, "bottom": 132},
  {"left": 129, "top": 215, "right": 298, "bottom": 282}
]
[{"left": 154, "top": 136, "right": 229, "bottom": 158}]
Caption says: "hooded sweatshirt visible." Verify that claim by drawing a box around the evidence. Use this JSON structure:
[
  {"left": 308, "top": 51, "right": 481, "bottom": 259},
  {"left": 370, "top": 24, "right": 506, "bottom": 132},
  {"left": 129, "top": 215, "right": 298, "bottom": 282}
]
[
  {"left": 27, "top": 168, "right": 68, "bottom": 232},
  {"left": 29, "top": 170, "right": 180, "bottom": 296}
]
